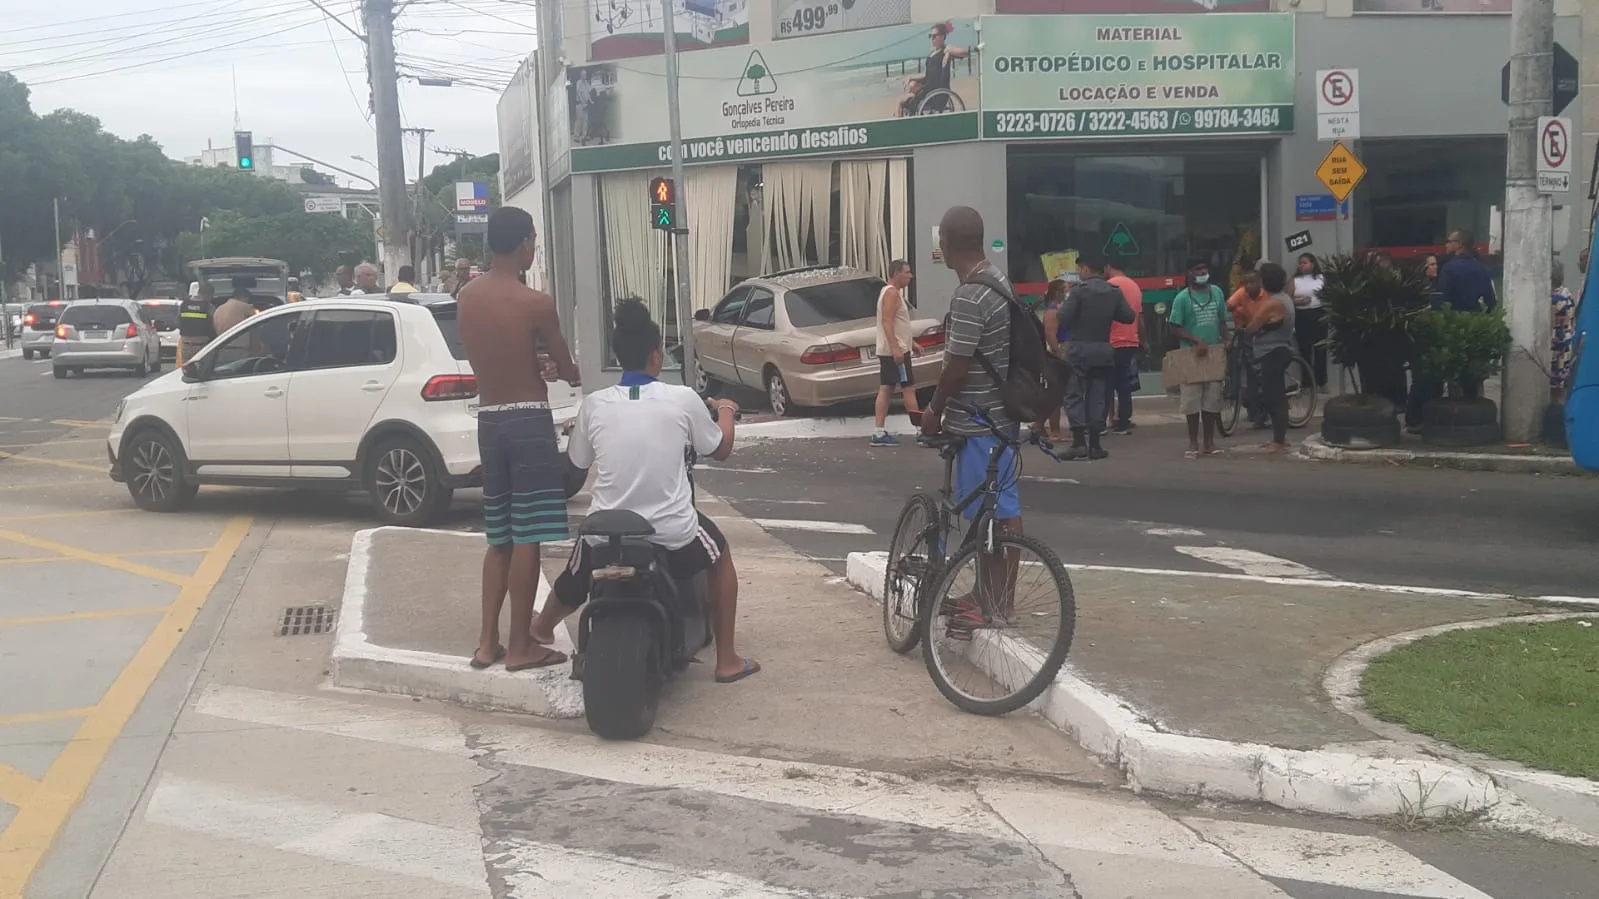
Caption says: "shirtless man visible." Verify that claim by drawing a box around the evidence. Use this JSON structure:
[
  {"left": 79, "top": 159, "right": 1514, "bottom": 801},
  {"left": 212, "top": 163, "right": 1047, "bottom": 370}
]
[{"left": 458, "top": 207, "right": 580, "bottom": 671}]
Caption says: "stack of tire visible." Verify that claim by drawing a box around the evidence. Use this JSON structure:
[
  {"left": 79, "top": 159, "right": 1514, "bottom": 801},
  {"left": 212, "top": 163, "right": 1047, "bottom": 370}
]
[
  {"left": 1321, "top": 395, "right": 1402, "bottom": 449},
  {"left": 1419, "top": 397, "right": 1500, "bottom": 448}
]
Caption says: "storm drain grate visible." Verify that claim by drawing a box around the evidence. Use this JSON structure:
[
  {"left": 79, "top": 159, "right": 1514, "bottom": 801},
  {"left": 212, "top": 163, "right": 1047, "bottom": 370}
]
[{"left": 277, "top": 605, "right": 338, "bottom": 637}]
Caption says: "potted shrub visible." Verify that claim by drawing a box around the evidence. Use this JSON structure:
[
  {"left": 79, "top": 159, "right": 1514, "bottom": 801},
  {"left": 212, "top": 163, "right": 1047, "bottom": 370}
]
[
  {"left": 1317, "top": 254, "right": 1433, "bottom": 448},
  {"left": 1411, "top": 307, "right": 1509, "bottom": 447}
]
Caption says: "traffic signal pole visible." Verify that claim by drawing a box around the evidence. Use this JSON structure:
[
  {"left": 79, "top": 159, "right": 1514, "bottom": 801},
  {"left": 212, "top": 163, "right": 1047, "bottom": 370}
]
[{"left": 660, "top": 2, "right": 696, "bottom": 387}]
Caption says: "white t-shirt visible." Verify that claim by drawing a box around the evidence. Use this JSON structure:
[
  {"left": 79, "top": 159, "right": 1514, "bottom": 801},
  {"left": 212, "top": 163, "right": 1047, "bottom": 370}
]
[
  {"left": 1292, "top": 274, "right": 1324, "bottom": 310},
  {"left": 567, "top": 380, "right": 725, "bottom": 550}
]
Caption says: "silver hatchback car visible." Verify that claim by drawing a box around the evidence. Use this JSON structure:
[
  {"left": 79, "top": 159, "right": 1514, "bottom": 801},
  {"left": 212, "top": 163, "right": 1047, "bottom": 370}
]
[{"left": 52, "top": 299, "right": 162, "bottom": 378}]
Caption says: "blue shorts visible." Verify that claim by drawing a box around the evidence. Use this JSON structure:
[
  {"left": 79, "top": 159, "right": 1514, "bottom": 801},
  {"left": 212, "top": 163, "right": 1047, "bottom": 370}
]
[
  {"left": 954, "top": 433, "right": 1021, "bottom": 521},
  {"left": 478, "top": 405, "right": 569, "bottom": 547}
]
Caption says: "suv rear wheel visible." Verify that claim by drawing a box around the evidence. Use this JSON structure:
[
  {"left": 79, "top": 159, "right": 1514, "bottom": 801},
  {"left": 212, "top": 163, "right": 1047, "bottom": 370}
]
[
  {"left": 22, "top": 349, "right": 33, "bottom": 360},
  {"left": 365, "top": 434, "right": 450, "bottom": 527}
]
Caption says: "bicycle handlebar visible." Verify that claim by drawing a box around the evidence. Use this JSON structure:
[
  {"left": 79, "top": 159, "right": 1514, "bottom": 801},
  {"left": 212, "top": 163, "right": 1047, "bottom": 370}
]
[{"left": 927, "top": 398, "right": 1068, "bottom": 463}]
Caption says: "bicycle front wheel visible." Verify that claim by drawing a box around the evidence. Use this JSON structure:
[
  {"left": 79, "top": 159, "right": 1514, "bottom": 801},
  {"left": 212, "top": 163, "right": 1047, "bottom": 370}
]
[
  {"left": 1286, "top": 354, "right": 1318, "bottom": 428},
  {"left": 920, "top": 532, "right": 1076, "bottom": 716},
  {"left": 883, "top": 492, "right": 942, "bottom": 654}
]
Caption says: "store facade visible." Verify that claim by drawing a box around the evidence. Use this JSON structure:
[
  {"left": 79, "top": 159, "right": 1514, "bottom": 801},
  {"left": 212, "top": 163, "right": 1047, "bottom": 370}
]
[{"left": 530, "top": 1, "right": 1586, "bottom": 388}]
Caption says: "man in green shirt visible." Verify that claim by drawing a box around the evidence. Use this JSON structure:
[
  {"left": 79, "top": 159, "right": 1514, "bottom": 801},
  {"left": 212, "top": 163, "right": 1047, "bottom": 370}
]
[{"left": 1167, "top": 258, "right": 1230, "bottom": 457}]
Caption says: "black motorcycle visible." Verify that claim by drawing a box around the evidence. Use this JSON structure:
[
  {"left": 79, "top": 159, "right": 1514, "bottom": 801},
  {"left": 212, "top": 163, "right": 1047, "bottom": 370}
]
[{"left": 564, "top": 396, "right": 728, "bottom": 740}]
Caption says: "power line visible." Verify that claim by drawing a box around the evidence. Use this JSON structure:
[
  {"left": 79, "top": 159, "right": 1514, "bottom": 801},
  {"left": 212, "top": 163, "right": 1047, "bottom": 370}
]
[
  {"left": 8, "top": 6, "right": 312, "bottom": 74},
  {"left": 0, "top": 0, "right": 307, "bottom": 52},
  {"left": 29, "top": 18, "right": 324, "bottom": 86}
]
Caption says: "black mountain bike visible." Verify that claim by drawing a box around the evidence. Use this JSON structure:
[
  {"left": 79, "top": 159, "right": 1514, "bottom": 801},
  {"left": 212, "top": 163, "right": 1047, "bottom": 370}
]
[
  {"left": 881, "top": 399, "right": 1077, "bottom": 715},
  {"left": 1218, "top": 340, "right": 1318, "bottom": 437}
]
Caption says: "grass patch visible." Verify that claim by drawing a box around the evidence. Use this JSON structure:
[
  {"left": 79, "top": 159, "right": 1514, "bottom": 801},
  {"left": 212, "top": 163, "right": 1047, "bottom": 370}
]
[{"left": 1363, "top": 619, "right": 1599, "bottom": 780}]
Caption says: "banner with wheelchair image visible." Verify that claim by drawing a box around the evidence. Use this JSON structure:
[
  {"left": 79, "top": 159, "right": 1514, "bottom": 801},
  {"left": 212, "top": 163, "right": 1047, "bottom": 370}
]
[{"left": 568, "top": 18, "right": 979, "bottom": 173}]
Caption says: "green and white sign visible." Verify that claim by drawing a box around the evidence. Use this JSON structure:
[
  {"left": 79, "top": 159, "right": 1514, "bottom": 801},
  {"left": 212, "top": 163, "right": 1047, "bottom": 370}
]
[
  {"left": 568, "top": 19, "right": 979, "bottom": 173},
  {"left": 980, "top": 14, "right": 1295, "bottom": 140}
]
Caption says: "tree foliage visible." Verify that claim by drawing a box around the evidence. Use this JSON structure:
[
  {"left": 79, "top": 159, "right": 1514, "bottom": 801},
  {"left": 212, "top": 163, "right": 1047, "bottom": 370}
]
[{"left": 0, "top": 71, "right": 347, "bottom": 296}]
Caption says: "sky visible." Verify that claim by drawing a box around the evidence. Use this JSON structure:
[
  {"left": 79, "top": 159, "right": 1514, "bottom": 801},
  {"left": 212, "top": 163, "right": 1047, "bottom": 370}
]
[{"left": 0, "top": 0, "right": 541, "bottom": 188}]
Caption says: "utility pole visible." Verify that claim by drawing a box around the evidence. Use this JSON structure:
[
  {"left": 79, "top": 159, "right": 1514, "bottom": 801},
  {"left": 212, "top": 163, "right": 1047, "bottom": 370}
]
[
  {"left": 661, "top": 3, "right": 696, "bottom": 386},
  {"left": 363, "top": 0, "right": 410, "bottom": 280},
  {"left": 1502, "top": 0, "right": 1555, "bottom": 443},
  {"left": 403, "top": 126, "right": 434, "bottom": 284},
  {"left": 53, "top": 198, "right": 65, "bottom": 302}
]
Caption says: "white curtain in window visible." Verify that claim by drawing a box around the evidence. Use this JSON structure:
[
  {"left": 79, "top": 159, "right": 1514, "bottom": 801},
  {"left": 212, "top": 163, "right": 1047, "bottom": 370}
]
[
  {"left": 685, "top": 166, "right": 737, "bottom": 312},
  {"left": 838, "top": 160, "right": 891, "bottom": 275},
  {"left": 763, "top": 161, "right": 833, "bottom": 271},
  {"left": 888, "top": 157, "right": 909, "bottom": 264},
  {"left": 600, "top": 171, "right": 666, "bottom": 315}
]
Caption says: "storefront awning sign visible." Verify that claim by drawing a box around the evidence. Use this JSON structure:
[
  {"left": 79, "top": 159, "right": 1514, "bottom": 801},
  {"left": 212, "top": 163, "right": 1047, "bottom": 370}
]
[{"left": 1316, "top": 142, "right": 1366, "bottom": 204}]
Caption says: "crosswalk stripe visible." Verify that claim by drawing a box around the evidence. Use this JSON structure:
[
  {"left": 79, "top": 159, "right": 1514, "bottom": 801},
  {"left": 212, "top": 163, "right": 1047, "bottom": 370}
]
[
  {"left": 1173, "top": 545, "right": 1333, "bottom": 579},
  {"left": 1185, "top": 818, "right": 1494, "bottom": 899},
  {"left": 494, "top": 838, "right": 855, "bottom": 898},
  {"left": 750, "top": 518, "right": 875, "bottom": 535},
  {"left": 144, "top": 774, "right": 490, "bottom": 894},
  {"left": 193, "top": 685, "right": 1498, "bottom": 898}
]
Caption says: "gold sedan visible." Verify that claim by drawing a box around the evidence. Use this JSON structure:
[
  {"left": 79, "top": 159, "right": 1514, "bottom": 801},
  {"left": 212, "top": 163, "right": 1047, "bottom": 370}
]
[{"left": 692, "top": 267, "right": 946, "bottom": 416}]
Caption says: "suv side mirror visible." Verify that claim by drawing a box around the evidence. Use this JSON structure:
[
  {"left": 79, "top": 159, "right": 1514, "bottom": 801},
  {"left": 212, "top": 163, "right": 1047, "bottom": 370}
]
[
  {"left": 181, "top": 361, "right": 206, "bottom": 382},
  {"left": 693, "top": 308, "right": 711, "bottom": 322}
]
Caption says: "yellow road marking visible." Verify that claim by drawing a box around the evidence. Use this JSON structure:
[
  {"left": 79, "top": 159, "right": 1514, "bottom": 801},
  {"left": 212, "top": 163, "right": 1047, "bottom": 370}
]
[
  {"left": 0, "top": 547, "right": 211, "bottom": 568},
  {"left": 0, "top": 708, "right": 94, "bottom": 727},
  {"left": 0, "top": 606, "right": 172, "bottom": 629},
  {"left": 0, "top": 530, "right": 188, "bottom": 587},
  {"left": 0, "top": 453, "right": 105, "bottom": 474},
  {"left": 48, "top": 420, "right": 109, "bottom": 429},
  {"left": 0, "top": 439, "right": 105, "bottom": 449},
  {"left": 0, "top": 767, "right": 38, "bottom": 809},
  {"left": 0, "top": 509, "right": 133, "bottom": 525},
  {"left": 0, "top": 516, "right": 251, "bottom": 897},
  {"left": 0, "top": 482, "right": 87, "bottom": 492}
]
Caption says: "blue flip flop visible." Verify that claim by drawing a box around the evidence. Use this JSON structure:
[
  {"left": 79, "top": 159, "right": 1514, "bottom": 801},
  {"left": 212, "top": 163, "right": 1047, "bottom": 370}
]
[{"left": 715, "top": 658, "right": 761, "bottom": 684}]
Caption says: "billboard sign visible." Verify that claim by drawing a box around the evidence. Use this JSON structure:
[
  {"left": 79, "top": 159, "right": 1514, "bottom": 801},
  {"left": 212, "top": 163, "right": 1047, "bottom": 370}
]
[{"left": 455, "top": 181, "right": 490, "bottom": 212}]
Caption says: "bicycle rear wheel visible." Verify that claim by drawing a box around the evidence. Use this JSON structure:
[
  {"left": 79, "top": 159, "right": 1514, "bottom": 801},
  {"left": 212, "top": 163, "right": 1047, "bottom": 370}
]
[
  {"left": 1286, "top": 354, "right": 1318, "bottom": 428},
  {"left": 1218, "top": 360, "right": 1243, "bottom": 437},
  {"left": 920, "top": 532, "right": 1076, "bottom": 716},
  {"left": 883, "top": 493, "right": 941, "bottom": 654}
]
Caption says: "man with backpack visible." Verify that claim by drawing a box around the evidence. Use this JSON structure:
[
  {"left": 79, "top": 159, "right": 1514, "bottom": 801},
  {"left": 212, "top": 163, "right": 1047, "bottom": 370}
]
[
  {"left": 922, "top": 206, "right": 1069, "bottom": 525},
  {"left": 1058, "top": 252, "right": 1136, "bottom": 460}
]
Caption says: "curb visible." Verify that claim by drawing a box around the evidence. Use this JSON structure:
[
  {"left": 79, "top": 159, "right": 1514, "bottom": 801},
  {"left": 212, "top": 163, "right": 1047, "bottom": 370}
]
[
  {"left": 1324, "top": 613, "right": 1599, "bottom": 842},
  {"left": 846, "top": 551, "right": 1596, "bottom": 839},
  {"left": 332, "top": 527, "right": 584, "bottom": 719},
  {"left": 1298, "top": 433, "right": 1581, "bottom": 475},
  {"left": 0, "top": 347, "right": 21, "bottom": 361}
]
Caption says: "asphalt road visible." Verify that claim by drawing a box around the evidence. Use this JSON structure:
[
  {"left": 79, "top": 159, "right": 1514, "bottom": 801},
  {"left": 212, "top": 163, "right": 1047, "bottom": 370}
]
[
  {"left": 0, "top": 354, "right": 164, "bottom": 458},
  {"left": 694, "top": 423, "right": 1599, "bottom": 600}
]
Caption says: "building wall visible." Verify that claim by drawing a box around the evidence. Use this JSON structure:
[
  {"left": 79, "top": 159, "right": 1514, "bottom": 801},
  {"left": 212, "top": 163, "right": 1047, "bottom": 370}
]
[
  {"left": 911, "top": 141, "right": 1007, "bottom": 319},
  {"left": 1273, "top": 13, "right": 1585, "bottom": 268}
]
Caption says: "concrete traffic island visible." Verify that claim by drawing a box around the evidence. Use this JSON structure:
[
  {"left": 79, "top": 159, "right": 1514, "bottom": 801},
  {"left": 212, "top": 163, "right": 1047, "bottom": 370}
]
[
  {"left": 332, "top": 526, "right": 584, "bottom": 719},
  {"left": 1299, "top": 433, "right": 1584, "bottom": 475},
  {"left": 847, "top": 551, "right": 1599, "bottom": 844}
]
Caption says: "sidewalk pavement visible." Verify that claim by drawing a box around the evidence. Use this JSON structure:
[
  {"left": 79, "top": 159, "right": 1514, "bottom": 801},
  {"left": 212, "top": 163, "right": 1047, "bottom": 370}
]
[
  {"left": 847, "top": 553, "right": 1599, "bottom": 844},
  {"left": 332, "top": 492, "right": 1113, "bottom": 781}
]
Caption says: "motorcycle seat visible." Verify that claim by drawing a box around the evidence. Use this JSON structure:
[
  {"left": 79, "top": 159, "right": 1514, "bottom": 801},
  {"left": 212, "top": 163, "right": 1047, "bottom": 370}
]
[{"left": 580, "top": 509, "right": 656, "bottom": 539}]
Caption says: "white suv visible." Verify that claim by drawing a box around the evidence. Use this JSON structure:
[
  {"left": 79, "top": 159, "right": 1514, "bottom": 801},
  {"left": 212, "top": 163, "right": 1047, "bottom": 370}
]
[{"left": 108, "top": 295, "right": 481, "bottom": 526}]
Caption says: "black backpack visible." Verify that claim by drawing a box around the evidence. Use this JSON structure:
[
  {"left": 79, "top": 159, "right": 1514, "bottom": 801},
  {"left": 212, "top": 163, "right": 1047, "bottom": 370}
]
[{"left": 964, "top": 268, "right": 1070, "bottom": 424}]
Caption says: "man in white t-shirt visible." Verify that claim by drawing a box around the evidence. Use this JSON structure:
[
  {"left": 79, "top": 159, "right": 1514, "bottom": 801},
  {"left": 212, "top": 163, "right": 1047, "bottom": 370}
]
[{"left": 533, "top": 300, "right": 760, "bottom": 684}]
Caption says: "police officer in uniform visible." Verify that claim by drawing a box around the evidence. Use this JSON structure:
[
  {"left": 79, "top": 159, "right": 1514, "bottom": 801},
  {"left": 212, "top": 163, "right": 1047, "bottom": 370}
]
[{"left": 178, "top": 280, "right": 217, "bottom": 365}]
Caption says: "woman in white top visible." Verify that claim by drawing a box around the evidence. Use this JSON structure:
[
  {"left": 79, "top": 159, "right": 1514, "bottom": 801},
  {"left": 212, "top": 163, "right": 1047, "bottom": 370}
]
[{"left": 1291, "top": 253, "right": 1327, "bottom": 388}]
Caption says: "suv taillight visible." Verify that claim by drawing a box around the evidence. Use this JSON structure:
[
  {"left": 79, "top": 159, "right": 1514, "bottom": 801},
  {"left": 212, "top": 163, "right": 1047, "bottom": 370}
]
[
  {"left": 799, "top": 343, "right": 861, "bottom": 366},
  {"left": 22, "top": 314, "right": 35, "bottom": 326},
  {"left": 125, "top": 323, "right": 139, "bottom": 338},
  {"left": 55, "top": 325, "right": 70, "bottom": 339},
  {"left": 422, "top": 374, "right": 477, "bottom": 401}
]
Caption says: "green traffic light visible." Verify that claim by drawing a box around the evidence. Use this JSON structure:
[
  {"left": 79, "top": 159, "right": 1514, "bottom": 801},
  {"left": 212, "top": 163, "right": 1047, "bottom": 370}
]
[
  {"left": 655, "top": 207, "right": 673, "bottom": 228},
  {"left": 239, "top": 157, "right": 253, "bottom": 169}
]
